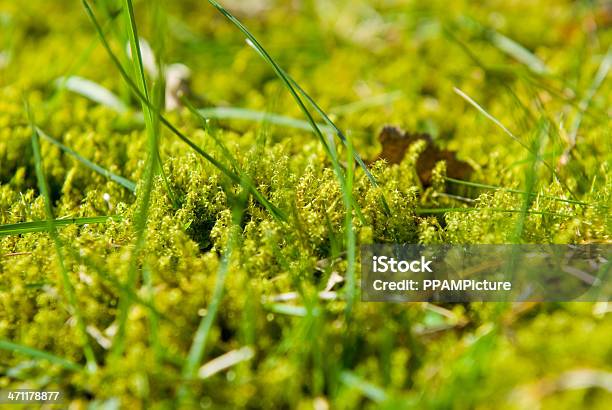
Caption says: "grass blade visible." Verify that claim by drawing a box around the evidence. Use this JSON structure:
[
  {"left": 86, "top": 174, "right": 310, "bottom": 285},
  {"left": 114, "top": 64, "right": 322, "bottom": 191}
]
[
  {"left": 415, "top": 207, "right": 573, "bottom": 217},
  {"left": 343, "top": 134, "right": 356, "bottom": 318},
  {"left": 198, "top": 346, "right": 254, "bottom": 379},
  {"left": 37, "top": 127, "right": 136, "bottom": 192},
  {"left": 111, "top": 0, "right": 161, "bottom": 358},
  {"left": 81, "top": 0, "right": 286, "bottom": 222},
  {"left": 207, "top": 0, "right": 375, "bottom": 222},
  {"left": 0, "top": 216, "right": 120, "bottom": 237},
  {"left": 0, "top": 339, "right": 82, "bottom": 372},
  {"left": 443, "top": 177, "right": 588, "bottom": 206},
  {"left": 197, "top": 106, "right": 332, "bottom": 133}
]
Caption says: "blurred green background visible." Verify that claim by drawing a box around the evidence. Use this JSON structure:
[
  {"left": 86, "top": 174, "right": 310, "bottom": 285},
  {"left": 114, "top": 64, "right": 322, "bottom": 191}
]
[{"left": 0, "top": 0, "right": 610, "bottom": 409}]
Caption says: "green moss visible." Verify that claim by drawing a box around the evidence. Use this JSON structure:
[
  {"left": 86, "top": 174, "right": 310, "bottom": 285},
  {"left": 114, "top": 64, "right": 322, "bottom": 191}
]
[{"left": 1, "top": 0, "right": 610, "bottom": 408}]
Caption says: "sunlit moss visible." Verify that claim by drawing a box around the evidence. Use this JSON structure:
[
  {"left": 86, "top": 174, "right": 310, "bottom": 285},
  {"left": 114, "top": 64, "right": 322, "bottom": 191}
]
[{"left": 0, "top": 0, "right": 610, "bottom": 408}]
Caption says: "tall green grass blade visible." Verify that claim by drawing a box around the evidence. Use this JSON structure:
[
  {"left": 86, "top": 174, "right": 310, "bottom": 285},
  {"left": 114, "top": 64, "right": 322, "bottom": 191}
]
[
  {"left": 111, "top": 0, "right": 161, "bottom": 358},
  {"left": 207, "top": 0, "right": 374, "bottom": 222},
  {"left": 26, "top": 101, "right": 97, "bottom": 372},
  {"left": 82, "top": 0, "right": 286, "bottom": 222},
  {"left": 206, "top": 1, "right": 333, "bottom": 158},
  {"left": 37, "top": 127, "right": 136, "bottom": 192},
  {"left": 453, "top": 87, "right": 531, "bottom": 150},
  {"left": 343, "top": 134, "right": 355, "bottom": 319},
  {"left": 0, "top": 339, "right": 82, "bottom": 372},
  {"left": 241, "top": 36, "right": 378, "bottom": 188},
  {"left": 207, "top": 1, "right": 358, "bottom": 226},
  {"left": 0, "top": 216, "right": 120, "bottom": 237}
]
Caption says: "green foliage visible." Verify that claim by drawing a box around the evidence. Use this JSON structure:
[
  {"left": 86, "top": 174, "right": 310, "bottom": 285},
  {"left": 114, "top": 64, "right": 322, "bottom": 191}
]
[{"left": 0, "top": 0, "right": 610, "bottom": 409}]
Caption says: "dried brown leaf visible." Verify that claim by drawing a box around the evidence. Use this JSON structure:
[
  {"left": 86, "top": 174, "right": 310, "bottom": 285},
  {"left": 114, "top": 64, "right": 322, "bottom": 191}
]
[{"left": 374, "top": 125, "right": 473, "bottom": 185}]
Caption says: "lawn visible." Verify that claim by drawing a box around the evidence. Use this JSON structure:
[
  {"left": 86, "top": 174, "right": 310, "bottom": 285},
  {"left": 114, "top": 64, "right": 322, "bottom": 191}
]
[{"left": 0, "top": 0, "right": 610, "bottom": 408}]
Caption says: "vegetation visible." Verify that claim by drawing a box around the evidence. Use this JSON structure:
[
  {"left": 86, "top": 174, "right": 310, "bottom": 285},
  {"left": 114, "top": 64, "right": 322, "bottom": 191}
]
[{"left": 0, "top": 0, "right": 610, "bottom": 408}]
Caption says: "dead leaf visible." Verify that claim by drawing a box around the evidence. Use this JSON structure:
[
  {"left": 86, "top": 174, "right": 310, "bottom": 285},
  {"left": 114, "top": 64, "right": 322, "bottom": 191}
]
[{"left": 373, "top": 125, "right": 473, "bottom": 185}]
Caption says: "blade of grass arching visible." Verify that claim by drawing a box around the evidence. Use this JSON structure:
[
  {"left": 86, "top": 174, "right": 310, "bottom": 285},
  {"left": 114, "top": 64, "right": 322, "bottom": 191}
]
[
  {"left": 55, "top": 76, "right": 128, "bottom": 113},
  {"left": 330, "top": 91, "right": 404, "bottom": 115},
  {"left": 443, "top": 177, "right": 588, "bottom": 206},
  {"left": 82, "top": 0, "right": 286, "bottom": 223},
  {"left": 178, "top": 194, "right": 245, "bottom": 401},
  {"left": 242, "top": 37, "right": 376, "bottom": 186},
  {"left": 207, "top": 0, "right": 376, "bottom": 222},
  {"left": 207, "top": 0, "right": 356, "bottom": 224},
  {"left": 111, "top": 0, "right": 161, "bottom": 358},
  {"left": 454, "top": 87, "right": 533, "bottom": 151},
  {"left": 36, "top": 127, "right": 136, "bottom": 192},
  {"left": 415, "top": 208, "right": 572, "bottom": 218},
  {"left": 0, "top": 216, "right": 119, "bottom": 237},
  {"left": 0, "top": 339, "right": 82, "bottom": 372},
  {"left": 206, "top": 1, "right": 333, "bottom": 158},
  {"left": 197, "top": 106, "right": 331, "bottom": 133},
  {"left": 204, "top": 2, "right": 338, "bottom": 166},
  {"left": 453, "top": 87, "right": 577, "bottom": 199},
  {"left": 343, "top": 134, "right": 356, "bottom": 319},
  {"left": 242, "top": 38, "right": 380, "bottom": 191},
  {"left": 26, "top": 103, "right": 97, "bottom": 372}
]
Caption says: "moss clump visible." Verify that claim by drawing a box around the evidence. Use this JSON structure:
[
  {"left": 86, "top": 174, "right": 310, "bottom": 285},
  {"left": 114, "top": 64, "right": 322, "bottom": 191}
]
[{"left": 1, "top": 0, "right": 610, "bottom": 408}]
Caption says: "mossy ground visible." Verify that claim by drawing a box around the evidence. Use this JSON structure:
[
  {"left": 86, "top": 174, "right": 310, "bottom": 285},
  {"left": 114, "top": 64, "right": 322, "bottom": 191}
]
[{"left": 0, "top": 0, "right": 611, "bottom": 409}]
